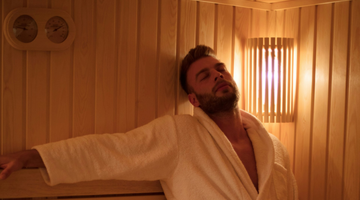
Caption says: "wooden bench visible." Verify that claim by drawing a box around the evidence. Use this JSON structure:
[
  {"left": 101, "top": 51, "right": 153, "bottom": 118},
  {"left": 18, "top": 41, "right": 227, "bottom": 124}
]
[{"left": 0, "top": 169, "right": 165, "bottom": 200}]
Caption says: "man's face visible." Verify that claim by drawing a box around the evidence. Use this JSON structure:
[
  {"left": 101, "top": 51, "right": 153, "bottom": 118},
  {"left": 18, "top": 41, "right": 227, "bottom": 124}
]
[{"left": 186, "top": 56, "right": 239, "bottom": 114}]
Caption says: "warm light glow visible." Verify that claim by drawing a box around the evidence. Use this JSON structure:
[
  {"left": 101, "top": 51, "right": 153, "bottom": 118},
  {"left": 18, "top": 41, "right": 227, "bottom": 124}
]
[
  {"left": 246, "top": 38, "right": 295, "bottom": 123},
  {"left": 261, "top": 48, "right": 280, "bottom": 114}
]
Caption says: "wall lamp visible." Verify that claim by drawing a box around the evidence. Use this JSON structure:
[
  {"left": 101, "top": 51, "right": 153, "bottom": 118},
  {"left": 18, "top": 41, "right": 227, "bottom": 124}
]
[{"left": 245, "top": 37, "right": 296, "bottom": 123}]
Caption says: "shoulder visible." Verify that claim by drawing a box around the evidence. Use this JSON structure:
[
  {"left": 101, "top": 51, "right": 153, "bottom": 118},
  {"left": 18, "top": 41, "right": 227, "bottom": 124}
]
[
  {"left": 172, "top": 114, "right": 199, "bottom": 124},
  {"left": 268, "top": 134, "right": 291, "bottom": 168},
  {"left": 142, "top": 114, "right": 199, "bottom": 130}
]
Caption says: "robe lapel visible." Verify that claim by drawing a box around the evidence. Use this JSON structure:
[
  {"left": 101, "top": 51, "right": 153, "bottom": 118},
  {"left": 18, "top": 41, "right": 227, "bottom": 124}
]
[
  {"left": 194, "top": 108, "right": 259, "bottom": 199},
  {"left": 241, "top": 111, "right": 275, "bottom": 199}
]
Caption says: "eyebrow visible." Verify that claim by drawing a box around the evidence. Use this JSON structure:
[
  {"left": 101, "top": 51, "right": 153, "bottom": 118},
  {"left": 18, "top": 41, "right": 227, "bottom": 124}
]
[{"left": 195, "top": 62, "right": 225, "bottom": 80}]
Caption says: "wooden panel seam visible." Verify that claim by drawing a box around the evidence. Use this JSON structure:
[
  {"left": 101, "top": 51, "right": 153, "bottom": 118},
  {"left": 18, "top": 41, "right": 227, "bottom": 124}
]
[
  {"left": 175, "top": 0, "right": 181, "bottom": 115},
  {"left": 135, "top": 0, "right": 141, "bottom": 128},
  {"left": 213, "top": 3, "right": 218, "bottom": 53},
  {"left": 156, "top": 0, "right": 161, "bottom": 118},
  {"left": 94, "top": 0, "right": 98, "bottom": 135},
  {"left": 292, "top": 6, "right": 301, "bottom": 174},
  {"left": 196, "top": 1, "right": 200, "bottom": 45},
  {"left": 341, "top": 2, "right": 351, "bottom": 199},
  {"left": 231, "top": 6, "right": 235, "bottom": 76},
  {"left": 324, "top": 3, "right": 335, "bottom": 199},
  {"left": 0, "top": 0, "right": 3, "bottom": 155},
  {"left": 113, "top": 0, "right": 119, "bottom": 133},
  {"left": 308, "top": 5, "right": 318, "bottom": 200}
]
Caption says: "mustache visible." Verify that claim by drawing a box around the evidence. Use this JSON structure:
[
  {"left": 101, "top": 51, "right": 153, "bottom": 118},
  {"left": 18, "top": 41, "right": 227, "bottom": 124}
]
[{"left": 212, "top": 80, "right": 235, "bottom": 93}]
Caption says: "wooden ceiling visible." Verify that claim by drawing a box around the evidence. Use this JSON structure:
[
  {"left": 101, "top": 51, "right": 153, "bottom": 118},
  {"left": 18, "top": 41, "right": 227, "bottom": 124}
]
[
  {"left": 197, "top": 0, "right": 350, "bottom": 10},
  {"left": 254, "top": 0, "right": 295, "bottom": 3}
]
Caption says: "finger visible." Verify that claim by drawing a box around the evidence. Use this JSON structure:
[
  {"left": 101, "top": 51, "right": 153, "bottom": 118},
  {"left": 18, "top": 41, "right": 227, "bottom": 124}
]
[{"left": 0, "top": 166, "right": 13, "bottom": 180}]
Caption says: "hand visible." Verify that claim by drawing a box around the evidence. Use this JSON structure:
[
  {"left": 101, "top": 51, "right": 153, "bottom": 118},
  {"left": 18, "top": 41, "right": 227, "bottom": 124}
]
[{"left": 0, "top": 149, "right": 44, "bottom": 180}]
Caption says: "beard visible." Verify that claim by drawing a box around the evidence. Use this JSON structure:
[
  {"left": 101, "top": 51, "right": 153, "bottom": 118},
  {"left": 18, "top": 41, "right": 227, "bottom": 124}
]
[{"left": 195, "top": 81, "right": 240, "bottom": 115}]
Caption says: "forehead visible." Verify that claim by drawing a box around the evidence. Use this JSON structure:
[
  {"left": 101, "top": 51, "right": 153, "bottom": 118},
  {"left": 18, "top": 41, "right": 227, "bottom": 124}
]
[{"left": 187, "top": 56, "right": 221, "bottom": 77}]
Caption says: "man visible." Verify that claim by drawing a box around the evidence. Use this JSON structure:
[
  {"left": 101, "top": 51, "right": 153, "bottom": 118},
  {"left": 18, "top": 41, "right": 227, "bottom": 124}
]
[{"left": 0, "top": 45, "right": 297, "bottom": 199}]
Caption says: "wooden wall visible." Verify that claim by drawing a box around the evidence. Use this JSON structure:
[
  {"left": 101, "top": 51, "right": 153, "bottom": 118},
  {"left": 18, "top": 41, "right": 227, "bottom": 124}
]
[
  {"left": 0, "top": 0, "right": 180, "bottom": 151},
  {"left": 0, "top": 0, "right": 359, "bottom": 200},
  {"left": 243, "top": 1, "right": 360, "bottom": 200}
]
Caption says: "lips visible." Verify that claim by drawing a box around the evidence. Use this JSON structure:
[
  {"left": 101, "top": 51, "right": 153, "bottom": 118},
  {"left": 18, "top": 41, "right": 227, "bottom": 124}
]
[{"left": 213, "top": 81, "right": 231, "bottom": 93}]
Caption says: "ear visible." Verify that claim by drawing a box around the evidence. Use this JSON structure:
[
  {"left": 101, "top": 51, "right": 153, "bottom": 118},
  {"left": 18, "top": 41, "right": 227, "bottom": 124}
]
[{"left": 188, "top": 93, "right": 200, "bottom": 107}]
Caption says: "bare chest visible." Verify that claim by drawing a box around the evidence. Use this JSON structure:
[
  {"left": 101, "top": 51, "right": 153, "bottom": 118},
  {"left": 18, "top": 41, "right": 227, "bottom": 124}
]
[{"left": 231, "top": 142, "right": 259, "bottom": 191}]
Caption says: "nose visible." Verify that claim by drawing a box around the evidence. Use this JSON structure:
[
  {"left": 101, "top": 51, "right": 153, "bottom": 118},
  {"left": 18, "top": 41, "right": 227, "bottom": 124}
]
[{"left": 214, "top": 71, "right": 224, "bottom": 82}]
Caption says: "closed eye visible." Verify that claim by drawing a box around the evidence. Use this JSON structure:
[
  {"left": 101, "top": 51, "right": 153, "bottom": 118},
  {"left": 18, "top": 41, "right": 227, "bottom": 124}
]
[
  {"left": 200, "top": 73, "right": 209, "bottom": 81},
  {"left": 215, "top": 63, "right": 226, "bottom": 72}
]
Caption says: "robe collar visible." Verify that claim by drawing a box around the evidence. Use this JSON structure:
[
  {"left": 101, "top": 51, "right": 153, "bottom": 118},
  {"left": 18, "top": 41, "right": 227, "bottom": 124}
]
[{"left": 193, "top": 107, "right": 275, "bottom": 200}]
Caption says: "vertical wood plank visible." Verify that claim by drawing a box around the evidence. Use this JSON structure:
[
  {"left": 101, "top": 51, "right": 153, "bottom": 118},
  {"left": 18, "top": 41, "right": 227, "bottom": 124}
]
[
  {"left": 268, "top": 10, "right": 276, "bottom": 37},
  {"left": 73, "top": 0, "right": 96, "bottom": 137},
  {"left": 310, "top": 4, "right": 332, "bottom": 200},
  {"left": 26, "top": 0, "right": 49, "bottom": 148},
  {"left": 276, "top": 38, "right": 281, "bottom": 123},
  {"left": 234, "top": 7, "right": 251, "bottom": 111},
  {"left": 327, "top": 2, "right": 349, "bottom": 200},
  {"left": 49, "top": 0, "right": 73, "bottom": 142},
  {"left": 157, "top": 0, "right": 178, "bottom": 117},
  {"left": 198, "top": 2, "right": 215, "bottom": 48},
  {"left": 176, "top": 0, "right": 196, "bottom": 115},
  {"left": 245, "top": 39, "right": 250, "bottom": 112},
  {"left": 280, "top": 122, "right": 295, "bottom": 168},
  {"left": 264, "top": 123, "right": 280, "bottom": 139},
  {"left": 264, "top": 38, "right": 269, "bottom": 122},
  {"left": 344, "top": 0, "right": 360, "bottom": 199},
  {"left": 282, "top": 38, "right": 288, "bottom": 121},
  {"left": 258, "top": 38, "right": 263, "bottom": 121},
  {"left": 117, "top": 0, "right": 138, "bottom": 132},
  {"left": 294, "top": 6, "right": 315, "bottom": 200},
  {"left": 137, "top": 0, "right": 158, "bottom": 127},
  {"left": 290, "top": 39, "right": 295, "bottom": 122},
  {"left": 251, "top": 9, "right": 267, "bottom": 38},
  {"left": 95, "top": 0, "right": 116, "bottom": 134},
  {"left": 1, "top": 0, "right": 26, "bottom": 154},
  {"left": 270, "top": 37, "right": 275, "bottom": 122},
  {"left": 216, "top": 5, "right": 233, "bottom": 73},
  {"left": 276, "top": 10, "right": 284, "bottom": 38},
  {"left": 0, "top": 0, "right": 2, "bottom": 154},
  {"left": 251, "top": 39, "right": 257, "bottom": 115},
  {"left": 288, "top": 39, "right": 293, "bottom": 122},
  {"left": 281, "top": 7, "right": 300, "bottom": 170},
  {"left": 284, "top": 8, "right": 300, "bottom": 42}
]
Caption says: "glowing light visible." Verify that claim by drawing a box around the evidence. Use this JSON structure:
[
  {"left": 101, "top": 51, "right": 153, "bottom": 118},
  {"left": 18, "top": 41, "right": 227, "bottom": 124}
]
[{"left": 246, "top": 38, "right": 295, "bottom": 123}]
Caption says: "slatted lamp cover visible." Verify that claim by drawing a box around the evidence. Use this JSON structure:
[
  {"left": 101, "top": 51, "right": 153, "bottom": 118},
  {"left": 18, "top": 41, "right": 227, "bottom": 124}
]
[{"left": 245, "top": 37, "right": 296, "bottom": 123}]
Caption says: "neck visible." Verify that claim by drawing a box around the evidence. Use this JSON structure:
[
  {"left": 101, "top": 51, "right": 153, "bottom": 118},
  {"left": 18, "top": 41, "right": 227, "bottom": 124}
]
[{"left": 206, "top": 107, "right": 248, "bottom": 142}]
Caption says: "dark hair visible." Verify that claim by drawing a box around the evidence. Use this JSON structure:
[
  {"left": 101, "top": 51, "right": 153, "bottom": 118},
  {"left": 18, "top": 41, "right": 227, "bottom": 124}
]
[{"left": 180, "top": 45, "right": 217, "bottom": 94}]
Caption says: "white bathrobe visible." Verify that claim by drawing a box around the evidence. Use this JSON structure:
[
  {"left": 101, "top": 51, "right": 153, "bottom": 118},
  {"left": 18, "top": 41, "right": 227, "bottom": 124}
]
[{"left": 34, "top": 108, "right": 298, "bottom": 200}]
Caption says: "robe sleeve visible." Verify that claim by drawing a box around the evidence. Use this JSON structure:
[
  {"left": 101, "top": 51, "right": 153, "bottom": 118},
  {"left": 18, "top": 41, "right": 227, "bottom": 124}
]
[
  {"left": 286, "top": 153, "right": 299, "bottom": 200},
  {"left": 270, "top": 134, "right": 298, "bottom": 200},
  {"left": 281, "top": 141, "right": 298, "bottom": 200},
  {"left": 33, "top": 115, "right": 179, "bottom": 186}
]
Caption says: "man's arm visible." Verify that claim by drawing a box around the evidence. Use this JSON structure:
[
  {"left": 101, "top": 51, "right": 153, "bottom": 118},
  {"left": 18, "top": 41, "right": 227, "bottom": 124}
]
[
  {"left": 0, "top": 115, "right": 178, "bottom": 186},
  {"left": 0, "top": 149, "right": 45, "bottom": 180}
]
